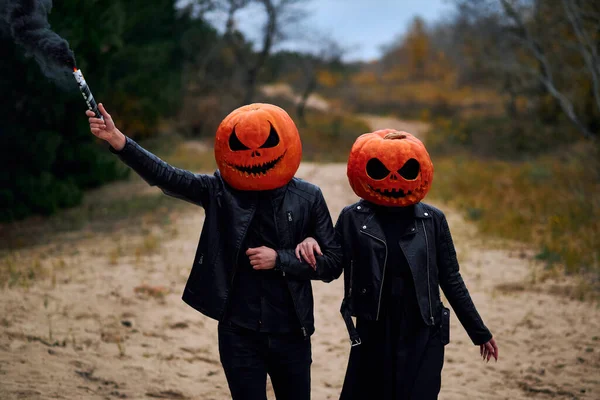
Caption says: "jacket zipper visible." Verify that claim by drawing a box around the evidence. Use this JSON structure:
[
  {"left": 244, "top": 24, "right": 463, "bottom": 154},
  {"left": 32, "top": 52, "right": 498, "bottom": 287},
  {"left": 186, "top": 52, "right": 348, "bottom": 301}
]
[
  {"left": 348, "top": 260, "right": 354, "bottom": 296},
  {"left": 396, "top": 222, "right": 435, "bottom": 326},
  {"left": 284, "top": 211, "right": 293, "bottom": 276},
  {"left": 187, "top": 254, "right": 204, "bottom": 294},
  {"left": 422, "top": 219, "right": 435, "bottom": 325},
  {"left": 282, "top": 209, "right": 308, "bottom": 338},
  {"left": 221, "top": 204, "right": 257, "bottom": 320},
  {"left": 359, "top": 230, "right": 387, "bottom": 321}
]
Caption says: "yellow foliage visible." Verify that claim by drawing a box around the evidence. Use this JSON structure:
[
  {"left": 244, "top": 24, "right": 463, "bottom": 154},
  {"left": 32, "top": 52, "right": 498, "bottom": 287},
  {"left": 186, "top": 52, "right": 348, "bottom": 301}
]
[
  {"left": 382, "top": 69, "right": 407, "bottom": 83},
  {"left": 316, "top": 70, "right": 340, "bottom": 88},
  {"left": 351, "top": 71, "right": 377, "bottom": 86},
  {"left": 404, "top": 17, "right": 430, "bottom": 77}
]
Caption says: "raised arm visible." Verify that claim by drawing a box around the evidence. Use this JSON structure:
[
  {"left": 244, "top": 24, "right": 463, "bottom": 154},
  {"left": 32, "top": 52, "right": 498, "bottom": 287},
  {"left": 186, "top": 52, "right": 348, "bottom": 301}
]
[
  {"left": 277, "top": 189, "right": 342, "bottom": 282},
  {"left": 86, "top": 105, "right": 217, "bottom": 206}
]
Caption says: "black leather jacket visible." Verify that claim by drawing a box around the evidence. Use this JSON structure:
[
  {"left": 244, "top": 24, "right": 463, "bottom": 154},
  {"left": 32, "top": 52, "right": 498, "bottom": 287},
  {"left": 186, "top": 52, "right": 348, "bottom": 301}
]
[
  {"left": 336, "top": 200, "right": 492, "bottom": 345},
  {"left": 112, "top": 137, "right": 342, "bottom": 337}
]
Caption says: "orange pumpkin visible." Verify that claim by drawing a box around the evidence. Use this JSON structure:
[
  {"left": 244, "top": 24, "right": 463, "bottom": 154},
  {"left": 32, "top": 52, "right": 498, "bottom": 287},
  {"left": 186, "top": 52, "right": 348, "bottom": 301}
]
[
  {"left": 214, "top": 103, "right": 302, "bottom": 191},
  {"left": 347, "top": 129, "right": 433, "bottom": 207}
]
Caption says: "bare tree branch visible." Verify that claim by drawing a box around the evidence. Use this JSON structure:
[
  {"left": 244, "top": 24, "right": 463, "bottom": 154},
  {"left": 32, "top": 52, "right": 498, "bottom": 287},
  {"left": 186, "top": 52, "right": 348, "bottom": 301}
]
[
  {"left": 222, "top": 0, "right": 251, "bottom": 69},
  {"left": 296, "top": 36, "right": 345, "bottom": 124},
  {"left": 179, "top": 0, "right": 218, "bottom": 17},
  {"left": 562, "top": 0, "right": 600, "bottom": 115},
  {"left": 500, "top": 0, "right": 595, "bottom": 140},
  {"left": 239, "top": 0, "right": 309, "bottom": 104}
]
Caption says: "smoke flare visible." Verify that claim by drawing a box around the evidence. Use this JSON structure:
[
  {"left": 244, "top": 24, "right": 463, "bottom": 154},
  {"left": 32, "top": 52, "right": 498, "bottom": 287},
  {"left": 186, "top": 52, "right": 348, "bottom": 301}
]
[{"left": 2, "top": 0, "right": 76, "bottom": 83}]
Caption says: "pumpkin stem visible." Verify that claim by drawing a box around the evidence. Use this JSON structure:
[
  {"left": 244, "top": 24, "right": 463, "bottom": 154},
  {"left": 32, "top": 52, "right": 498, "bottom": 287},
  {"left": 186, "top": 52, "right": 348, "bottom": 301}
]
[{"left": 383, "top": 131, "right": 407, "bottom": 140}]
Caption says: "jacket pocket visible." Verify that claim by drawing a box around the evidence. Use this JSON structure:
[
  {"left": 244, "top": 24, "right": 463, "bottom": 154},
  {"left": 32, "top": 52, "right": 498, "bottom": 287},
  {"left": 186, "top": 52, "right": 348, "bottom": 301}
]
[{"left": 441, "top": 306, "right": 450, "bottom": 345}]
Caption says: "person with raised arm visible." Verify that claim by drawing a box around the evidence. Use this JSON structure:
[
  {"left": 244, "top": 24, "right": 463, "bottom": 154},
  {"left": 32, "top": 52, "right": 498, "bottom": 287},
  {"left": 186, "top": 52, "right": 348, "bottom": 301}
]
[{"left": 87, "top": 103, "right": 342, "bottom": 400}]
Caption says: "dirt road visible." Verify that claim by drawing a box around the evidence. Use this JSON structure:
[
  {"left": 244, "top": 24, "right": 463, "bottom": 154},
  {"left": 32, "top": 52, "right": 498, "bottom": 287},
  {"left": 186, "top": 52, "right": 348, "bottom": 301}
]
[{"left": 1, "top": 117, "right": 598, "bottom": 400}]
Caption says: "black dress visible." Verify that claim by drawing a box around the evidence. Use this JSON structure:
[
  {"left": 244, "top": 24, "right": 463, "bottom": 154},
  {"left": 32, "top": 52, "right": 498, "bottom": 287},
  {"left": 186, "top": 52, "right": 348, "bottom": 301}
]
[{"left": 340, "top": 205, "right": 445, "bottom": 400}]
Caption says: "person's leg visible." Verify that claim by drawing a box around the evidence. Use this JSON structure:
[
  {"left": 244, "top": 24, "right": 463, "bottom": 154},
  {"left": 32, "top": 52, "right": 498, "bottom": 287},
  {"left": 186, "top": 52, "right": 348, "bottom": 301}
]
[
  {"left": 218, "top": 322, "right": 269, "bottom": 400},
  {"left": 410, "top": 331, "right": 445, "bottom": 400},
  {"left": 339, "top": 318, "right": 386, "bottom": 400},
  {"left": 266, "top": 332, "right": 312, "bottom": 400}
]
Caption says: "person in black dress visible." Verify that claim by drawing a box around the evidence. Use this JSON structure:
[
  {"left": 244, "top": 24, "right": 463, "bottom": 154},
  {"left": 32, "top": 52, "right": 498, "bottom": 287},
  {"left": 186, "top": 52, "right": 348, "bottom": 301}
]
[
  {"left": 296, "top": 129, "right": 498, "bottom": 399},
  {"left": 337, "top": 204, "right": 446, "bottom": 399}
]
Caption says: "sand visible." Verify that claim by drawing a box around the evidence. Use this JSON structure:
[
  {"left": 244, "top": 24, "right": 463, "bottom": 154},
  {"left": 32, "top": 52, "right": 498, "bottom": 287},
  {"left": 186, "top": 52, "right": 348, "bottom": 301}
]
[{"left": 1, "top": 117, "right": 599, "bottom": 400}]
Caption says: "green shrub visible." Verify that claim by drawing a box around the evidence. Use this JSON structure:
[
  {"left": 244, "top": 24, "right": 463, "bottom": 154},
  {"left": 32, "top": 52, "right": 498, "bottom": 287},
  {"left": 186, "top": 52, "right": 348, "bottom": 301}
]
[{"left": 0, "top": 0, "right": 208, "bottom": 222}]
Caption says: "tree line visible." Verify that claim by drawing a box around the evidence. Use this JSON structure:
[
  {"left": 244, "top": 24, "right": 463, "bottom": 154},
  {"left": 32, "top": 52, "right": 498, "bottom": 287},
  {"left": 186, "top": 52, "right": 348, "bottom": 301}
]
[
  {"left": 320, "top": 0, "right": 598, "bottom": 159},
  {"left": 0, "top": 0, "right": 326, "bottom": 221},
  {"left": 2, "top": 0, "right": 597, "bottom": 221}
]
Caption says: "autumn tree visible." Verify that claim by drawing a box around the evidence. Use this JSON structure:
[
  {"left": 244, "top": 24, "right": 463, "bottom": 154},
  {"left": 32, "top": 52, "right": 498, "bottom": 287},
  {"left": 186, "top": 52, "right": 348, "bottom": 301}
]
[
  {"left": 454, "top": 0, "right": 600, "bottom": 140},
  {"left": 380, "top": 17, "right": 435, "bottom": 82},
  {"left": 217, "top": 0, "right": 310, "bottom": 105},
  {"left": 293, "top": 37, "right": 345, "bottom": 124}
]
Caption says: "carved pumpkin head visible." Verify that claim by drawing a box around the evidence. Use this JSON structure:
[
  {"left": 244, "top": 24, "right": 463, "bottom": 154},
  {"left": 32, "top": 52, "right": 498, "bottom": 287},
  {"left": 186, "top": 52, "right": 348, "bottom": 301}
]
[
  {"left": 214, "top": 103, "right": 302, "bottom": 191},
  {"left": 347, "top": 129, "right": 433, "bottom": 207}
]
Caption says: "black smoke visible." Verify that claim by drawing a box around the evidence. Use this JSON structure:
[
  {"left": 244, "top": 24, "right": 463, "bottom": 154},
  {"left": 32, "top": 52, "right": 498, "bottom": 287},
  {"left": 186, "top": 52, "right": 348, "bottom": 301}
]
[{"left": 1, "top": 0, "right": 76, "bottom": 84}]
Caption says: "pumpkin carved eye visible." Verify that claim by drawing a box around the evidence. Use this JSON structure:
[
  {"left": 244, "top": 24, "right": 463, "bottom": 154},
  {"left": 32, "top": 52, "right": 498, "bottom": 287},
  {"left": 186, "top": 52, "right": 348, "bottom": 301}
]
[
  {"left": 229, "top": 126, "right": 250, "bottom": 151},
  {"left": 259, "top": 122, "right": 280, "bottom": 149},
  {"left": 398, "top": 158, "right": 420, "bottom": 180},
  {"left": 228, "top": 123, "right": 280, "bottom": 151},
  {"left": 366, "top": 158, "right": 390, "bottom": 180}
]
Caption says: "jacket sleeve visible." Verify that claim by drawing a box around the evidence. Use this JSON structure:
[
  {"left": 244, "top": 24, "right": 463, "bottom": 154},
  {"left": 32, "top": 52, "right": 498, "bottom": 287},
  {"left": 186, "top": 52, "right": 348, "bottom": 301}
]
[
  {"left": 276, "top": 189, "right": 343, "bottom": 282},
  {"left": 334, "top": 210, "right": 352, "bottom": 298},
  {"left": 110, "top": 136, "right": 217, "bottom": 207},
  {"left": 437, "top": 213, "right": 492, "bottom": 345}
]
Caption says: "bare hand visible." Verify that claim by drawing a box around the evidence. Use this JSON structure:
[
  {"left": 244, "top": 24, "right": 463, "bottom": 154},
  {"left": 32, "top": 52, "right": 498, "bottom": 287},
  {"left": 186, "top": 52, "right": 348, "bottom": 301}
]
[
  {"left": 246, "top": 246, "right": 277, "bottom": 270},
  {"left": 480, "top": 337, "right": 498, "bottom": 363},
  {"left": 86, "top": 103, "right": 126, "bottom": 150},
  {"left": 294, "top": 237, "right": 322, "bottom": 270}
]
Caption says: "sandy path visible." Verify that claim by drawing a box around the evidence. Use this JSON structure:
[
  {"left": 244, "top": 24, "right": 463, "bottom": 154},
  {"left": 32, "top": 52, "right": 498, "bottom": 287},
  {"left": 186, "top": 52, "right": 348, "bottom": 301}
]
[
  {"left": 260, "top": 84, "right": 331, "bottom": 112},
  {"left": 1, "top": 117, "right": 599, "bottom": 400},
  {"left": 357, "top": 115, "right": 430, "bottom": 140}
]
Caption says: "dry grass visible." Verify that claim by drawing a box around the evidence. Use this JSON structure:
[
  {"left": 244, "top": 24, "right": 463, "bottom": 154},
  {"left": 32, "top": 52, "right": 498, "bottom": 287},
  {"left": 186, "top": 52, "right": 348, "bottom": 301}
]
[
  {"left": 0, "top": 135, "right": 215, "bottom": 254},
  {"left": 325, "top": 79, "right": 504, "bottom": 120},
  {"left": 159, "top": 138, "right": 217, "bottom": 172},
  {"left": 108, "top": 244, "right": 123, "bottom": 266},
  {"left": 299, "top": 111, "right": 371, "bottom": 162},
  {"left": 0, "top": 254, "right": 46, "bottom": 288},
  {"left": 428, "top": 143, "right": 600, "bottom": 295},
  {"left": 252, "top": 94, "right": 372, "bottom": 162},
  {"left": 134, "top": 284, "right": 169, "bottom": 299},
  {"left": 140, "top": 232, "right": 161, "bottom": 254}
]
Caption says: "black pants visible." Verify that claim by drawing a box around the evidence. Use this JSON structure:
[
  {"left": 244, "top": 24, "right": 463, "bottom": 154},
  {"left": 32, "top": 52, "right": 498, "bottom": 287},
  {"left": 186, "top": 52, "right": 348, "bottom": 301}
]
[{"left": 218, "top": 322, "right": 312, "bottom": 400}]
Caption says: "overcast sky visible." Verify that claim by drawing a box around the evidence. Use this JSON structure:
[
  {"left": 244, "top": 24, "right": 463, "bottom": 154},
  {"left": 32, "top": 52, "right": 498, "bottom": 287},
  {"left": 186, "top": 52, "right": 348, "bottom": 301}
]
[{"left": 204, "top": 0, "right": 455, "bottom": 62}]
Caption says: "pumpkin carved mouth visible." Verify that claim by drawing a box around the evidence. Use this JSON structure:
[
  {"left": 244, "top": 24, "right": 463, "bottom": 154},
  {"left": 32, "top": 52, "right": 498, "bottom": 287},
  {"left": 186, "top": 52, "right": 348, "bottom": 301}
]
[
  {"left": 367, "top": 185, "right": 413, "bottom": 198},
  {"left": 227, "top": 150, "right": 287, "bottom": 176}
]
